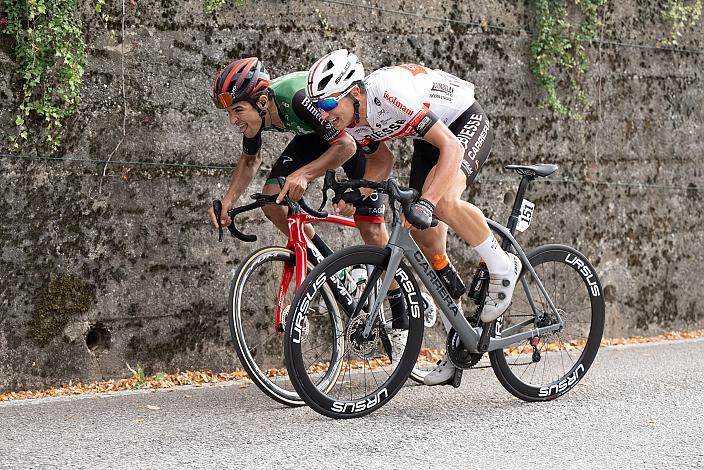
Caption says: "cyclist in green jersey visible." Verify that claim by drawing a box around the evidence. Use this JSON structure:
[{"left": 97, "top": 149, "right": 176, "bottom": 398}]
[
  {"left": 207, "top": 57, "right": 387, "bottom": 247},
  {"left": 208, "top": 57, "right": 410, "bottom": 368}
]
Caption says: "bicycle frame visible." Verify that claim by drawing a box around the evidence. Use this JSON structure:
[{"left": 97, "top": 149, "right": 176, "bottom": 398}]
[
  {"left": 274, "top": 209, "right": 356, "bottom": 332},
  {"left": 358, "top": 181, "right": 565, "bottom": 354}
]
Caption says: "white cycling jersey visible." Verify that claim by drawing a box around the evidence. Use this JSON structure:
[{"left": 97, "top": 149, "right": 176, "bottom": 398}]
[{"left": 347, "top": 64, "right": 476, "bottom": 149}]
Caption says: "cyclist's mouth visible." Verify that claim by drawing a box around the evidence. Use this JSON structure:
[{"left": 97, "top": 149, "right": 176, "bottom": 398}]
[{"left": 236, "top": 124, "right": 248, "bottom": 134}]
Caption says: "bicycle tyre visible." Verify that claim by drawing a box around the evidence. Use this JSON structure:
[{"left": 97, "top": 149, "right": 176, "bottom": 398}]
[
  {"left": 489, "top": 244, "right": 605, "bottom": 401},
  {"left": 229, "top": 246, "right": 344, "bottom": 406},
  {"left": 284, "top": 245, "right": 424, "bottom": 419}
]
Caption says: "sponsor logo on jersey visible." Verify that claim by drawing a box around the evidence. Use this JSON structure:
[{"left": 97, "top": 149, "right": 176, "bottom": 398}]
[
  {"left": 415, "top": 115, "right": 434, "bottom": 135},
  {"left": 399, "top": 64, "right": 428, "bottom": 76},
  {"left": 431, "top": 82, "right": 454, "bottom": 96},
  {"left": 383, "top": 91, "right": 414, "bottom": 116},
  {"left": 429, "top": 93, "right": 453, "bottom": 102},
  {"left": 360, "top": 119, "right": 408, "bottom": 141},
  {"left": 374, "top": 97, "right": 382, "bottom": 106}
]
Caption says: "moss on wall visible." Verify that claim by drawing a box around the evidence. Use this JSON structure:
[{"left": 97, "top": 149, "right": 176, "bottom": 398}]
[{"left": 29, "top": 273, "right": 95, "bottom": 346}]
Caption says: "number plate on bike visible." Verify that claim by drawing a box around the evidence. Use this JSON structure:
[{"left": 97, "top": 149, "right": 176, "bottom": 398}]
[{"left": 516, "top": 199, "right": 535, "bottom": 233}]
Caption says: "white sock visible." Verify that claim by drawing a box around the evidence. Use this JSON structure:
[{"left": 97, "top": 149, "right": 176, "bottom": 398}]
[{"left": 473, "top": 233, "right": 512, "bottom": 275}]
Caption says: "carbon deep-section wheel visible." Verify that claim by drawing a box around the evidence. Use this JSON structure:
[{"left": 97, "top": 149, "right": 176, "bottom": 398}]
[
  {"left": 284, "top": 246, "right": 424, "bottom": 419},
  {"left": 229, "top": 246, "right": 344, "bottom": 406},
  {"left": 489, "top": 244, "right": 605, "bottom": 401}
]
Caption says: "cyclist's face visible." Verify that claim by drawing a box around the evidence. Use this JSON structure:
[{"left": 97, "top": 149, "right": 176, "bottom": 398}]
[
  {"left": 227, "top": 100, "right": 263, "bottom": 137},
  {"left": 319, "top": 94, "right": 354, "bottom": 131}
]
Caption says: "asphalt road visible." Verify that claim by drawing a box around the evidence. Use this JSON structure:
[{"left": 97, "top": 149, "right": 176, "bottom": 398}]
[{"left": 1, "top": 338, "right": 703, "bottom": 469}]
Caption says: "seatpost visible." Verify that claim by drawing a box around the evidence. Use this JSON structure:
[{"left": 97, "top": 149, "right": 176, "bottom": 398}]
[{"left": 503, "top": 175, "right": 534, "bottom": 247}]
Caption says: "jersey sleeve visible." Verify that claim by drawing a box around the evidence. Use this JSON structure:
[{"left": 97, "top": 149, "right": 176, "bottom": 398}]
[{"left": 291, "top": 90, "right": 344, "bottom": 143}]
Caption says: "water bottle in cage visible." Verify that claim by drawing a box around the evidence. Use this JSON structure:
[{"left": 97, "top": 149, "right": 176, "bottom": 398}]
[{"left": 338, "top": 265, "right": 368, "bottom": 301}]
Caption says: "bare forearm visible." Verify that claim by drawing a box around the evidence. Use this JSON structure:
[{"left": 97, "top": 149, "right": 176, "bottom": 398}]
[
  {"left": 422, "top": 146, "right": 462, "bottom": 204},
  {"left": 299, "top": 136, "right": 356, "bottom": 180},
  {"left": 421, "top": 124, "right": 464, "bottom": 204},
  {"left": 224, "top": 152, "right": 262, "bottom": 203}
]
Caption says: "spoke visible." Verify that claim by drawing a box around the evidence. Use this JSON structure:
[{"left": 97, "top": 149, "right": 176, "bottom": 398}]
[{"left": 244, "top": 330, "right": 281, "bottom": 356}]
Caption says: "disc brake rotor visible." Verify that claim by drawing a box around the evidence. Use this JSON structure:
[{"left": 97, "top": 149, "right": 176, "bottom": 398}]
[{"left": 346, "top": 313, "right": 381, "bottom": 359}]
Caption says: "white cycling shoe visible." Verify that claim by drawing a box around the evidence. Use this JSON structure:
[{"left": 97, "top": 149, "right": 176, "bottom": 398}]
[
  {"left": 423, "top": 355, "right": 457, "bottom": 386},
  {"left": 481, "top": 253, "right": 522, "bottom": 323},
  {"left": 387, "top": 328, "right": 408, "bottom": 371}
]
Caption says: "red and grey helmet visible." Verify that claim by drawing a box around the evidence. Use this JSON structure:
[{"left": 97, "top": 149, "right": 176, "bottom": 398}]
[{"left": 212, "top": 57, "right": 271, "bottom": 109}]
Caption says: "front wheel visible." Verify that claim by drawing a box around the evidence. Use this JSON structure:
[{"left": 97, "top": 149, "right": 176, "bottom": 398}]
[
  {"left": 229, "top": 246, "right": 344, "bottom": 406},
  {"left": 489, "top": 244, "right": 605, "bottom": 401},
  {"left": 284, "top": 246, "right": 424, "bottom": 419}
]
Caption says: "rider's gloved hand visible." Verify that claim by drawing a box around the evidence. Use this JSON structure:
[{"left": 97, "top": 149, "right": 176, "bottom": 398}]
[{"left": 404, "top": 198, "right": 435, "bottom": 230}]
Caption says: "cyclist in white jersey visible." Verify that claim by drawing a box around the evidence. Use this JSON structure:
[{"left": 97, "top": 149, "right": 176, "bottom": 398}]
[{"left": 307, "top": 50, "right": 522, "bottom": 385}]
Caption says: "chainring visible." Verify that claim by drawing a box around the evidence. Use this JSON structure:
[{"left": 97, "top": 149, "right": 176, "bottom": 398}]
[{"left": 446, "top": 327, "right": 484, "bottom": 369}]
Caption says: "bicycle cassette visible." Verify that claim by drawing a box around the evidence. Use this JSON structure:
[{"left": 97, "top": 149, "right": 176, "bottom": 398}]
[{"left": 446, "top": 328, "right": 484, "bottom": 369}]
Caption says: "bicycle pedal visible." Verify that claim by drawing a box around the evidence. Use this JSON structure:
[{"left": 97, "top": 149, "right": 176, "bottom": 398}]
[{"left": 451, "top": 368, "right": 463, "bottom": 388}]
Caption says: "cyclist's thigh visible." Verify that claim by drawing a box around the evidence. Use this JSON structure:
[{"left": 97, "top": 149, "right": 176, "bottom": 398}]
[
  {"left": 449, "top": 101, "right": 494, "bottom": 188},
  {"left": 265, "top": 134, "right": 329, "bottom": 185}
]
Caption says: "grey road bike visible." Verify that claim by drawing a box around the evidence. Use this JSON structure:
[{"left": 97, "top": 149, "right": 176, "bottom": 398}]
[{"left": 283, "top": 164, "right": 605, "bottom": 419}]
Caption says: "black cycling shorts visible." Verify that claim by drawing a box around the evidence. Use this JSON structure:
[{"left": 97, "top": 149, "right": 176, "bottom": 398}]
[
  {"left": 266, "top": 133, "right": 385, "bottom": 222},
  {"left": 409, "top": 101, "right": 493, "bottom": 192}
]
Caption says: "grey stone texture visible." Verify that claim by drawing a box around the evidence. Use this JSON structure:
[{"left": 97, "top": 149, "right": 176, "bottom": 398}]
[{"left": 0, "top": 0, "right": 702, "bottom": 391}]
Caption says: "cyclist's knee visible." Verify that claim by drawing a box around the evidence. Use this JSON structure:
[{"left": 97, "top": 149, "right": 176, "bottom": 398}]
[
  {"left": 261, "top": 204, "right": 287, "bottom": 232},
  {"left": 414, "top": 229, "right": 445, "bottom": 256},
  {"left": 435, "top": 196, "right": 463, "bottom": 222},
  {"left": 356, "top": 221, "right": 387, "bottom": 247}
]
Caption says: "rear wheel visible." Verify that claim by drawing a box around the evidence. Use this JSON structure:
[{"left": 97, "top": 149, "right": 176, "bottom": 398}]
[
  {"left": 284, "top": 246, "right": 424, "bottom": 419},
  {"left": 489, "top": 244, "right": 605, "bottom": 401},
  {"left": 229, "top": 246, "right": 344, "bottom": 406}
]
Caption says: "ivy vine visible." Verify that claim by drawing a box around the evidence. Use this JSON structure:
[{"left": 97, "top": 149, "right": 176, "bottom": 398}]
[
  {"left": 661, "top": 0, "right": 702, "bottom": 45},
  {"left": 205, "top": 0, "right": 244, "bottom": 14},
  {"left": 2, "top": 0, "right": 86, "bottom": 152},
  {"left": 530, "top": 0, "right": 606, "bottom": 118}
]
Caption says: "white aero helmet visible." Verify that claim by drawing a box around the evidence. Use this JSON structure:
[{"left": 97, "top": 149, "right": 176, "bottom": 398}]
[{"left": 306, "top": 49, "right": 365, "bottom": 100}]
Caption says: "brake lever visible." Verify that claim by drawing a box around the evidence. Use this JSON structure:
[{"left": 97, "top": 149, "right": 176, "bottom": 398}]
[
  {"left": 318, "top": 170, "right": 336, "bottom": 212},
  {"left": 212, "top": 200, "right": 224, "bottom": 242}
]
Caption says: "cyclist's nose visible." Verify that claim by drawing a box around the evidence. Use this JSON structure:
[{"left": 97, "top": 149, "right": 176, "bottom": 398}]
[
  {"left": 320, "top": 109, "right": 330, "bottom": 120},
  {"left": 228, "top": 110, "right": 239, "bottom": 126}
]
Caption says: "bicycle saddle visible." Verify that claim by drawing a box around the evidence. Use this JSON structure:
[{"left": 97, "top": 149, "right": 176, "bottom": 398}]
[{"left": 505, "top": 164, "right": 558, "bottom": 177}]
